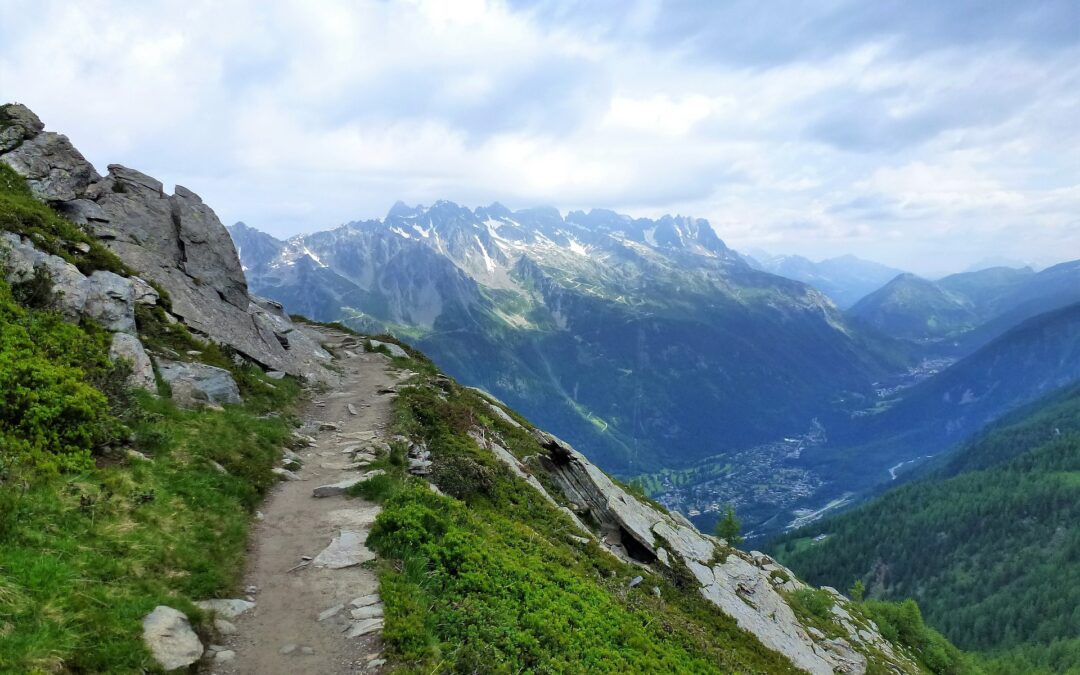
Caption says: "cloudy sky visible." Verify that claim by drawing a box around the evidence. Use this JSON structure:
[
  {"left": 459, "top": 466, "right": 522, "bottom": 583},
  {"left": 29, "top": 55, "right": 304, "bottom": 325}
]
[{"left": 2, "top": 0, "right": 1078, "bottom": 275}]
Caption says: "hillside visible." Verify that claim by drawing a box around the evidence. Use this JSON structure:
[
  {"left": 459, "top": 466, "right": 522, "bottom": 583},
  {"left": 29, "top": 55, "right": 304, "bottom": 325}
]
[
  {"left": 230, "top": 206, "right": 910, "bottom": 479},
  {"left": 847, "top": 264, "right": 1080, "bottom": 351},
  {"left": 771, "top": 382, "right": 1080, "bottom": 674},
  {"left": 0, "top": 102, "right": 971, "bottom": 674}
]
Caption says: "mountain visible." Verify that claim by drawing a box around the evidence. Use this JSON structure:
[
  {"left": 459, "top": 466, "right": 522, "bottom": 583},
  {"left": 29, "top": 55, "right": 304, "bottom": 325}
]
[
  {"left": 847, "top": 264, "right": 1080, "bottom": 350},
  {"left": 0, "top": 103, "right": 964, "bottom": 674},
  {"left": 820, "top": 301, "right": 1080, "bottom": 486},
  {"left": 771, "top": 381, "right": 1080, "bottom": 673},
  {"left": 749, "top": 253, "right": 906, "bottom": 308},
  {"left": 847, "top": 273, "right": 979, "bottom": 340},
  {"left": 231, "top": 206, "right": 910, "bottom": 475}
]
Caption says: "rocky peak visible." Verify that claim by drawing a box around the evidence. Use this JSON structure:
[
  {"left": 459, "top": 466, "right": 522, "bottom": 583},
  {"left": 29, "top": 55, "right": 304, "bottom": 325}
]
[{"left": 0, "top": 103, "right": 331, "bottom": 379}]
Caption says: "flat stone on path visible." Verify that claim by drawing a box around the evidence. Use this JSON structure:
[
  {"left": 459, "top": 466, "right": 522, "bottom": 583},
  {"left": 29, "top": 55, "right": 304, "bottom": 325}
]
[
  {"left": 350, "top": 593, "right": 380, "bottom": 608},
  {"left": 196, "top": 598, "right": 256, "bottom": 619},
  {"left": 318, "top": 604, "right": 345, "bottom": 621},
  {"left": 312, "top": 529, "right": 375, "bottom": 569},
  {"left": 344, "top": 618, "right": 384, "bottom": 638},
  {"left": 312, "top": 477, "right": 363, "bottom": 498}
]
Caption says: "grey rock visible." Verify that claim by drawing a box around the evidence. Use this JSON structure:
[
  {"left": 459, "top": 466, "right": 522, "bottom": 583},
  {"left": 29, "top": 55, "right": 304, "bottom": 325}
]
[
  {"left": 300, "top": 646, "right": 315, "bottom": 655},
  {"left": 629, "top": 576, "right": 644, "bottom": 588},
  {"left": 272, "top": 467, "right": 301, "bottom": 481},
  {"left": 56, "top": 198, "right": 109, "bottom": 225},
  {"left": 279, "top": 643, "right": 298, "bottom": 655},
  {"left": 214, "top": 649, "right": 236, "bottom": 662},
  {"left": 344, "top": 618, "right": 383, "bottom": 638},
  {"left": 129, "top": 276, "right": 160, "bottom": 305},
  {"left": 142, "top": 606, "right": 203, "bottom": 671},
  {"left": 195, "top": 598, "right": 256, "bottom": 619},
  {"left": 0, "top": 103, "right": 44, "bottom": 151},
  {"left": 0, "top": 127, "right": 99, "bottom": 201},
  {"left": 368, "top": 339, "right": 407, "bottom": 358},
  {"left": 317, "top": 604, "right": 344, "bottom": 621},
  {"left": 81, "top": 270, "right": 136, "bottom": 332},
  {"left": 350, "top": 593, "right": 381, "bottom": 608},
  {"left": 267, "top": 370, "right": 287, "bottom": 380},
  {"left": 367, "top": 658, "right": 387, "bottom": 668},
  {"left": 347, "top": 403, "right": 359, "bottom": 415},
  {"left": 109, "top": 333, "right": 156, "bottom": 390},
  {"left": 350, "top": 604, "right": 384, "bottom": 620},
  {"left": 312, "top": 529, "right": 375, "bottom": 569},
  {"left": 158, "top": 360, "right": 241, "bottom": 406},
  {"left": 213, "top": 618, "right": 238, "bottom": 636},
  {"left": 312, "top": 477, "right": 362, "bottom": 498}
]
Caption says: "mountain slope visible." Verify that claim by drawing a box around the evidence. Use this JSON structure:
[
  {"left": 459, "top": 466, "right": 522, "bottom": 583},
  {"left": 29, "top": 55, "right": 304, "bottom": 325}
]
[
  {"left": 819, "top": 301, "right": 1080, "bottom": 485},
  {"left": 750, "top": 253, "right": 906, "bottom": 308},
  {"left": 232, "top": 207, "right": 908, "bottom": 475},
  {"left": 771, "top": 382, "right": 1080, "bottom": 673},
  {"left": 847, "top": 273, "right": 978, "bottom": 340}
]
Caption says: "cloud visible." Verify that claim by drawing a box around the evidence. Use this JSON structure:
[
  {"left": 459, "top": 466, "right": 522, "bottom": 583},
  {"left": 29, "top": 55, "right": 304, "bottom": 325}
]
[{"left": 0, "top": 0, "right": 1077, "bottom": 274}]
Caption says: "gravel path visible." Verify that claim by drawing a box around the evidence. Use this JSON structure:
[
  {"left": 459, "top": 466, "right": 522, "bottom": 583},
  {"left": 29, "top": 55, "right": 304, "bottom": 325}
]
[{"left": 208, "top": 328, "right": 405, "bottom": 674}]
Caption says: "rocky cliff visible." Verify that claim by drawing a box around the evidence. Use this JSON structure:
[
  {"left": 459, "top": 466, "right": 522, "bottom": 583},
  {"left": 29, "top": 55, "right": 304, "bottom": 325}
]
[{"left": 0, "top": 103, "right": 330, "bottom": 381}]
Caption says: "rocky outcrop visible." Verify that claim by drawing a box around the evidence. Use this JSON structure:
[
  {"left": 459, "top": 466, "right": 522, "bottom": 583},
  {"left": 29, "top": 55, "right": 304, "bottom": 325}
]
[
  {"left": 142, "top": 606, "right": 203, "bottom": 671},
  {"left": 109, "top": 333, "right": 156, "bottom": 390},
  {"left": 0, "top": 103, "right": 332, "bottom": 379},
  {"left": 158, "top": 360, "right": 242, "bottom": 406},
  {"left": 527, "top": 429, "right": 918, "bottom": 675}
]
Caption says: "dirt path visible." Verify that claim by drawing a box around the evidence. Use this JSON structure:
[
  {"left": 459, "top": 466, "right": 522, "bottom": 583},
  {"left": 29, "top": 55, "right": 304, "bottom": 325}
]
[{"left": 208, "top": 329, "right": 405, "bottom": 675}]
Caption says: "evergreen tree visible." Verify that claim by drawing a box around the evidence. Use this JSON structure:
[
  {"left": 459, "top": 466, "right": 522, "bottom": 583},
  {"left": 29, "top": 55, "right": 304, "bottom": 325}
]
[{"left": 716, "top": 504, "right": 744, "bottom": 546}]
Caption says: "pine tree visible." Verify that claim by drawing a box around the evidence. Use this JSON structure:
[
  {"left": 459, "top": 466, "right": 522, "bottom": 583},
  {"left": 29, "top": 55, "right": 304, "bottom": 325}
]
[{"left": 716, "top": 504, "right": 744, "bottom": 547}]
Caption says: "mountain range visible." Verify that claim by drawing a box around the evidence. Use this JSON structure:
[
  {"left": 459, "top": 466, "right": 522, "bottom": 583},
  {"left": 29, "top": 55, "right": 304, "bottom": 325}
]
[
  {"left": 230, "top": 205, "right": 909, "bottom": 476},
  {"left": 746, "top": 252, "right": 906, "bottom": 309}
]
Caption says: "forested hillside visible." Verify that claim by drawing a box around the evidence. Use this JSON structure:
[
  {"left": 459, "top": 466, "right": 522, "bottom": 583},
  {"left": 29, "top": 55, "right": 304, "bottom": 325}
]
[{"left": 772, "top": 383, "right": 1080, "bottom": 673}]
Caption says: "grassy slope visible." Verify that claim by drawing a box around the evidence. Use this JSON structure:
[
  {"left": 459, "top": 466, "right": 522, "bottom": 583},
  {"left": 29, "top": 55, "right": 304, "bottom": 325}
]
[
  {"left": 770, "top": 384, "right": 1080, "bottom": 673},
  {"left": 0, "top": 165, "right": 305, "bottom": 673},
  {"left": 333, "top": 333, "right": 973, "bottom": 674}
]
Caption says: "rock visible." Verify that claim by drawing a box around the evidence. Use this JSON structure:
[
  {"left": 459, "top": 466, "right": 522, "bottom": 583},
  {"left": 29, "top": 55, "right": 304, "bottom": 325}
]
[
  {"left": 318, "top": 604, "right": 344, "bottom": 621},
  {"left": 195, "top": 598, "right": 255, "bottom": 619},
  {"left": 367, "top": 658, "right": 387, "bottom": 668},
  {"left": 126, "top": 449, "right": 151, "bottom": 462},
  {"left": 0, "top": 110, "right": 99, "bottom": 201},
  {"left": 351, "top": 604, "right": 384, "bottom": 620},
  {"left": 318, "top": 421, "right": 340, "bottom": 431},
  {"left": 142, "top": 606, "right": 203, "bottom": 671},
  {"left": 344, "top": 618, "right": 384, "bottom": 638},
  {"left": 109, "top": 333, "right": 157, "bottom": 390},
  {"left": 300, "top": 646, "right": 315, "bottom": 655},
  {"left": 81, "top": 270, "right": 137, "bottom": 332},
  {"left": 629, "top": 576, "right": 644, "bottom": 588},
  {"left": 312, "top": 529, "right": 375, "bottom": 569},
  {"left": 214, "top": 649, "right": 236, "bottom": 662},
  {"left": 267, "top": 370, "right": 287, "bottom": 380},
  {"left": 312, "top": 477, "right": 362, "bottom": 498},
  {"left": 291, "top": 432, "right": 317, "bottom": 447},
  {"left": 279, "top": 643, "right": 298, "bottom": 655},
  {"left": 350, "top": 593, "right": 381, "bottom": 608},
  {"left": 214, "top": 618, "right": 238, "bottom": 636},
  {"left": 272, "top": 467, "right": 301, "bottom": 481},
  {"left": 348, "top": 403, "right": 359, "bottom": 415},
  {"left": 0, "top": 103, "right": 44, "bottom": 152},
  {"left": 368, "top": 339, "right": 407, "bottom": 358},
  {"left": 57, "top": 198, "right": 109, "bottom": 225},
  {"left": 158, "top": 360, "right": 241, "bottom": 406}
]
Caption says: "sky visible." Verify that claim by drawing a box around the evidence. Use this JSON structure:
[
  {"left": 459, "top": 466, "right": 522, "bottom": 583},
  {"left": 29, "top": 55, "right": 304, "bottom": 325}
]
[{"left": 1, "top": 0, "right": 1078, "bottom": 276}]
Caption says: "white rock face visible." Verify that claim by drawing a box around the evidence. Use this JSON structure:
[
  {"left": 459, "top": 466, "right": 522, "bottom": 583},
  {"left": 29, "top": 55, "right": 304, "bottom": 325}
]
[
  {"left": 142, "top": 606, "right": 203, "bottom": 671},
  {"left": 527, "top": 428, "right": 917, "bottom": 675}
]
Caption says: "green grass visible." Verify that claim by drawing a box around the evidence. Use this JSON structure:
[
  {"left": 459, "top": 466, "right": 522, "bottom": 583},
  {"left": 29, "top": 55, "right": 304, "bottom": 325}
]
[
  {"left": 0, "top": 391, "right": 300, "bottom": 673},
  {"left": 351, "top": 373, "right": 804, "bottom": 674}
]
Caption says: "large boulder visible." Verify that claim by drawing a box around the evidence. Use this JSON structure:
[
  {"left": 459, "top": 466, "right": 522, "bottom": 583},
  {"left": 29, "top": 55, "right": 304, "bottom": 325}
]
[
  {"left": 142, "top": 606, "right": 203, "bottom": 671},
  {"left": 0, "top": 103, "right": 44, "bottom": 152},
  {"left": 158, "top": 360, "right": 241, "bottom": 406},
  {"left": 109, "top": 333, "right": 157, "bottom": 390},
  {"left": 0, "top": 232, "right": 136, "bottom": 333}
]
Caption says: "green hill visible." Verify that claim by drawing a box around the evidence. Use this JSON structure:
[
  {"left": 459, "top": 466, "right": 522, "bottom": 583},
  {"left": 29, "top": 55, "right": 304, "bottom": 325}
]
[{"left": 771, "top": 382, "right": 1080, "bottom": 673}]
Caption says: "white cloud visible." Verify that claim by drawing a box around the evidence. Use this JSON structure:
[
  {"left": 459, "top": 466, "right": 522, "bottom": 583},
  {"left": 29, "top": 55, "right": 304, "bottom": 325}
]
[{"left": 0, "top": 0, "right": 1077, "bottom": 274}]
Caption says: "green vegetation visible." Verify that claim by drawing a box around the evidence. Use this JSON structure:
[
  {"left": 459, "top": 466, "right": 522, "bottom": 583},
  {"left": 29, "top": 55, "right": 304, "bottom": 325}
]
[
  {"left": 351, "top": 369, "right": 805, "bottom": 674},
  {"left": 0, "top": 167, "right": 304, "bottom": 672},
  {"left": 772, "top": 383, "right": 1080, "bottom": 672},
  {"left": 715, "top": 504, "right": 744, "bottom": 546},
  {"left": 0, "top": 163, "right": 129, "bottom": 276}
]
